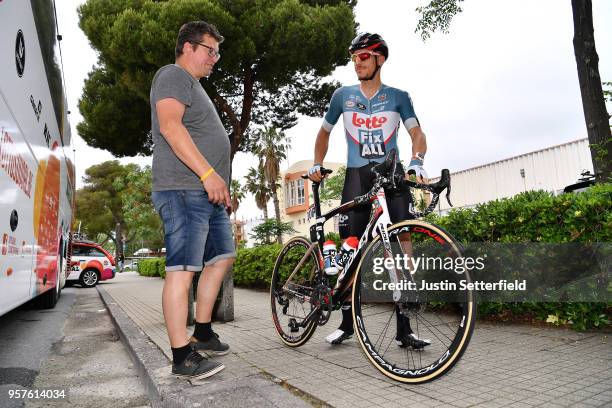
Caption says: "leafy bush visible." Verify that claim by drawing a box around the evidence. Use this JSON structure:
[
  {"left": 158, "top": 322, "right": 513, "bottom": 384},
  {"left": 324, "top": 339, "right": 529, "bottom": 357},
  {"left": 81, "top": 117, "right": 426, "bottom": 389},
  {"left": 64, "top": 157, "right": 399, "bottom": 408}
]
[
  {"left": 232, "top": 185, "right": 611, "bottom": 330},
  {"left": 426, "top": 184, "right": 612, "bottom": 330},
  {"left": 137, "top": 258, "right": 166, "bottom": 278},
  {"left": 233, "top": 244, "right": 282, "bottom": 288},
  {"left": 426, "top": 184, "right": 611, "bottom": 243},
  {"left": 233, "top": 232, "right": 345, "bottom": 289}
]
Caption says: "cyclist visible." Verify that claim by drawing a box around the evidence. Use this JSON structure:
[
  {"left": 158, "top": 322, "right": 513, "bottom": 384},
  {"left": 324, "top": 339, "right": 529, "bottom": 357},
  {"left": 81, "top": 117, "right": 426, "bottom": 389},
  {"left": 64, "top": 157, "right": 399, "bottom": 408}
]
[{"left": 308, "top": 33, "right": 431, "bottom": 349}]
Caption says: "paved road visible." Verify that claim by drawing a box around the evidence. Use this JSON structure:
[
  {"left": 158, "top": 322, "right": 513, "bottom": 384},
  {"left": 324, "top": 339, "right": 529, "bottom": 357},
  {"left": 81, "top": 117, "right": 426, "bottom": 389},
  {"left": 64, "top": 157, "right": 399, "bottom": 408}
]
[
  {"left": 104, "top": 272, "right": 612, "bottom": 408},
  {"left": 0, "top": 289, "right": 76, "bottom": 408},
  {"left": 0, "top": 286, "right": 149, "bottom": 408}
]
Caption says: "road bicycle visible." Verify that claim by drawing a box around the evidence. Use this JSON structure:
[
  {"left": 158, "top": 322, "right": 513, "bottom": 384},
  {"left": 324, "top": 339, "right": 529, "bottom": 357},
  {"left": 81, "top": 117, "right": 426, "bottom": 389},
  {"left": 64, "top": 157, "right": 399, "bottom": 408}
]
[{"left": 270, "top": 149, "right": 475, "bottom": 383}]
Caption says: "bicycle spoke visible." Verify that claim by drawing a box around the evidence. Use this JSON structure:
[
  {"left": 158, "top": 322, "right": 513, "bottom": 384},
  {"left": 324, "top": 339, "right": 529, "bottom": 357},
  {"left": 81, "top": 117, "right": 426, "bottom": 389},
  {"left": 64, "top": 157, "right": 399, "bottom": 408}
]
[
  {"left": 381, "top": 326, "right": 397, "bottom": 357},
  {"left": 353, "top": 221, "right": 475, "bottom": 382},
  {"left": 374, "top": 306, "right": 395, "bottom": 350}
]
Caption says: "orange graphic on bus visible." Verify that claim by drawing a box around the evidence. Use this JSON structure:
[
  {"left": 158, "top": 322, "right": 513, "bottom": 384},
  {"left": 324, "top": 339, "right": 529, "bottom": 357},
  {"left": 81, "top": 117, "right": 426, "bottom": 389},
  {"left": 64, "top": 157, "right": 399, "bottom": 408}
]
[{"left": 32, "top": 142, "right": 61, "bottom": 295}]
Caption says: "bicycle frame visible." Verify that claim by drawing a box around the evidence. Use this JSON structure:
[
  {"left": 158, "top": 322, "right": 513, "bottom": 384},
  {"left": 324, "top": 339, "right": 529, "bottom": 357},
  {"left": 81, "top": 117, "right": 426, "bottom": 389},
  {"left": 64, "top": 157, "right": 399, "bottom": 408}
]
[
  {"left": 282, "top": 177, "right": 402, "bottom": 311},
  {"left": 280, "top": 150, "right": 452, "bottom": 329}
]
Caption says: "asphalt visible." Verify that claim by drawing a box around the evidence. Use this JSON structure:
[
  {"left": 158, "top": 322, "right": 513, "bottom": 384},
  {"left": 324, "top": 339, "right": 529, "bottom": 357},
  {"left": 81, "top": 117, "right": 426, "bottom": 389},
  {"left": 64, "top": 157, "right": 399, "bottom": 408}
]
[
  {"left": 0, "top": 287, "right": 149, "bottom": 408},
  {"left": 0, "top": 289, "right": 76, "bottom": 408},
  {"left": 99, "top": 272, "right": 612, "bottom": 408}
]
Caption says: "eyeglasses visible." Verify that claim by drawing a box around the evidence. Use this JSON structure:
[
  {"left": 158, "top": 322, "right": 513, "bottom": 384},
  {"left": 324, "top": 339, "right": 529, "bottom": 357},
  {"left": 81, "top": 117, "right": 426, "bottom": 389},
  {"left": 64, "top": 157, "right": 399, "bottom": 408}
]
[
  {"left": 192, "top": 41, "right": 221, "bottom": 60},
  {"left": 350, "top": 51, "right": 378, "bottom": 62}
]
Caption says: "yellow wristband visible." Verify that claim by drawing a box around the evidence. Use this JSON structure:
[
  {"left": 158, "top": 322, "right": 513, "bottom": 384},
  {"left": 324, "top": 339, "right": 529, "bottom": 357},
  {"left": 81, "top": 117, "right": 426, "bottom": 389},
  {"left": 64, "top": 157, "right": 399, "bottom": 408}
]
[{"left": 200, "top": 168, "right": 215, "bottom": 182}]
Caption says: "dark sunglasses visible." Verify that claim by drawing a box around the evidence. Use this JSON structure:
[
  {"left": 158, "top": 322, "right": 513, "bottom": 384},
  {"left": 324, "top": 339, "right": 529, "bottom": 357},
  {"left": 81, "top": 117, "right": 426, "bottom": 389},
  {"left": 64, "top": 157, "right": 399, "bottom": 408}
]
[
  {"left": 350, "top": 51, "right": 378, "bottom": 62},
  {"left": 191, "top": 41, "right": 221, "bottom": 60}
]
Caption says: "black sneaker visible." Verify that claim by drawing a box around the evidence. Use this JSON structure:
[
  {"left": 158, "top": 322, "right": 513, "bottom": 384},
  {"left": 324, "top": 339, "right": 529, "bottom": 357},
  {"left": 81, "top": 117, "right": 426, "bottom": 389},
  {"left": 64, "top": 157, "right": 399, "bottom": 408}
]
[
  {"left": 172, "top": 350, "right": 224, "bottom": 379},
  {"left": 395, "top": 333, "right": 432, "bottom": 350},
  {"left": 189, "top": 332, "right": 230, "bottom": 356}
]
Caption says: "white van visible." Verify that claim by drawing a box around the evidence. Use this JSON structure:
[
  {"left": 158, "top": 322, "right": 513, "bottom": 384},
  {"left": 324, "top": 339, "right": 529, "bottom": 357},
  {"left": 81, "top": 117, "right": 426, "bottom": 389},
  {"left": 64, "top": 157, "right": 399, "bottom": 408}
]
[{"left": 133, "top": 248, "right": 151, "bottom": 257}]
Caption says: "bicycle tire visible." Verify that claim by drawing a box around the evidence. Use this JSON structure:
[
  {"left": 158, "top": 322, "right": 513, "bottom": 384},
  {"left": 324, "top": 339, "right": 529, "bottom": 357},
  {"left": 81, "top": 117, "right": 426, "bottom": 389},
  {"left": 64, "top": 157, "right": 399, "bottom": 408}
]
[
  {"left": 270, "top": 236, "right": 320, "bottom": 347},
  {"left": 352, "top": 220, "right": 476, "bottom": 383}
]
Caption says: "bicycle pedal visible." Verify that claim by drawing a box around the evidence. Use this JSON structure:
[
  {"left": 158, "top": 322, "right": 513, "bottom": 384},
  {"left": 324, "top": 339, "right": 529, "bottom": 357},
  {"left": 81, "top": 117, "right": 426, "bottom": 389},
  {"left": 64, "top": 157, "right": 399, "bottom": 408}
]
[{"left": 288, "top": 318, "right": 300, "bottom": 333}]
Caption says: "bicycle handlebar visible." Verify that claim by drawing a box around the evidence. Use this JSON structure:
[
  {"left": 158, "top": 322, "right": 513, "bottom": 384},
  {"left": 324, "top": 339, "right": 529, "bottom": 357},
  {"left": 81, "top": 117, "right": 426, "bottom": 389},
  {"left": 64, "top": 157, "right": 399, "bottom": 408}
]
[
  {"left": 396, "top": 169, "right": 453, "bottom": 217},
  {"left": 357, "top": 149, "right": 453, "bottom": 217},
  {"left": 301, "top": 150, "right": 452, "bottom": 218},
  {"left": 301, "top": 168, "right": 333, "bottom": 180}
]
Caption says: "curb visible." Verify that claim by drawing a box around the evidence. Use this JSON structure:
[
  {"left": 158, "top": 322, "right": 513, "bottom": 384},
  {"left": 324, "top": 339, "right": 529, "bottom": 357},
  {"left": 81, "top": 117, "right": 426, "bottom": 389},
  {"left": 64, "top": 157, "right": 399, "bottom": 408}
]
[
  {"left": 97, "top": 285, "right": 313, "bottom": 408},
  {"left": 97, "top": 284, "right": 170, "bottom": 407}
]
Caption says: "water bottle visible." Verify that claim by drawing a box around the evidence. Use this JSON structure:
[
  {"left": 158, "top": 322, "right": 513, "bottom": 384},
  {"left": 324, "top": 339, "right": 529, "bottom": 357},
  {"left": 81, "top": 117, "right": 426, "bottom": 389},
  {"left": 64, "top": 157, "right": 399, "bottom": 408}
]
[
  {"left": 335, "top": 236, "right": 359, "bottom": 271},
  {"left": 322, "top": 240, "right": 338, "bottom": 275}
]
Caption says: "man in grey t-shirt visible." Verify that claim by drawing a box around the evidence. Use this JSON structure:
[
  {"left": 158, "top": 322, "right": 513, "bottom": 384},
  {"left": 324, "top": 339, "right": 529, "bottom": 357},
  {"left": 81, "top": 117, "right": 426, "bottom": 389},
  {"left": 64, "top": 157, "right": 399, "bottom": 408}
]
[{"left": 150, "top": 21, "right": 234, "bottom": 380}]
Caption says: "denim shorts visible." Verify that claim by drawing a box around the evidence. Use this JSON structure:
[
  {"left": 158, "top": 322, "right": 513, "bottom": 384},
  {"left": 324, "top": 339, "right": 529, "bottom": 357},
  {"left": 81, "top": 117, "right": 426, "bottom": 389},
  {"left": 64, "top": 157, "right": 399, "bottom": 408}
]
[{"left": 152, "top": 190, "right": 236, "bottom": 272}]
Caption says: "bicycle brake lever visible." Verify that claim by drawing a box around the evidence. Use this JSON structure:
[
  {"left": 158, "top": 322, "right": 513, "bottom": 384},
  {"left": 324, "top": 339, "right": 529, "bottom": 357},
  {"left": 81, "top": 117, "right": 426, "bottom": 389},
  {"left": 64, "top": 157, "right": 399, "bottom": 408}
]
[
  {"left": 446, "top": 186, "right": 453, "bottom": 207},
  {"left": 441, "top": 169, "right": 453, "bottom": 207}
]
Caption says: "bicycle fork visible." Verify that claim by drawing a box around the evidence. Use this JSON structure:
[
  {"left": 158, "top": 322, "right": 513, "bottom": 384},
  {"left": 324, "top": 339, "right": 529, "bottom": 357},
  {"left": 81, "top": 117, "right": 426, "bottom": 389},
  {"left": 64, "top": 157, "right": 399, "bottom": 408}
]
[{"left": 374, "top": 190, "right": 405, "bottom": 302}]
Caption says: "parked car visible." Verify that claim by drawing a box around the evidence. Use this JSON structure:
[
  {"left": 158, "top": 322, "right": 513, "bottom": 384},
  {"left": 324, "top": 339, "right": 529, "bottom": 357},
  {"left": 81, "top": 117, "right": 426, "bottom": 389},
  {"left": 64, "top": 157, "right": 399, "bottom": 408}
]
[{"left": 67, "top": 240, "right": 116, "bottom": 287}]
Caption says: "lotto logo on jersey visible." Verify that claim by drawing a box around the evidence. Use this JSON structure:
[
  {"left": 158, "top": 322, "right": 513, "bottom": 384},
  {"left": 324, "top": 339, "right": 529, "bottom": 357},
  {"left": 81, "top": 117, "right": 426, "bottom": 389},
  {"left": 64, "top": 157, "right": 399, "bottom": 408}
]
[{"left": 352, "top": 112, "right": 387, "bottom": 129}]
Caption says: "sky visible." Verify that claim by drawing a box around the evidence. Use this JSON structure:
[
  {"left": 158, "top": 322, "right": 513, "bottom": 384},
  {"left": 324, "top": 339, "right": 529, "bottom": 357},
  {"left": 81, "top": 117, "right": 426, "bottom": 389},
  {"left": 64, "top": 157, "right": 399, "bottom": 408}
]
[{"left": 55, "top": 0, "right": 612, "bottom": 221}]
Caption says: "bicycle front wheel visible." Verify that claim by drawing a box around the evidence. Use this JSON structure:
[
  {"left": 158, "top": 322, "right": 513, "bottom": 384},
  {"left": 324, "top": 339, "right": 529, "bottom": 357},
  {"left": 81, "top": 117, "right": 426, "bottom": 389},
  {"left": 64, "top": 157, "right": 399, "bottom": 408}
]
[
  {"left": 352, "top": 220, "right": 475, "bottom": 383},
  {"left": 270, "top": 237, "right": 321, "bottom": 347}
]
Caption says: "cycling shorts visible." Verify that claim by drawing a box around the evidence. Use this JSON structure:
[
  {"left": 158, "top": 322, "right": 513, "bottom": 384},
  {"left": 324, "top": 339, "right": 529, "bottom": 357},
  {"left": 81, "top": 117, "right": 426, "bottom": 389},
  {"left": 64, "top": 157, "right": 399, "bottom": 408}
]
[{"left": 338, "top": 163, "right": 414, "bottom": 239}]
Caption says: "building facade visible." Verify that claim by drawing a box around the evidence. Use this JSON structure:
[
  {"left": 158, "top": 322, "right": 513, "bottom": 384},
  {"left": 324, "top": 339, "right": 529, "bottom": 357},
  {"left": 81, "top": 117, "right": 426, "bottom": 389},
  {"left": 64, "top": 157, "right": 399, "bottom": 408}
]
[
  {"left": 278, "top": 161, "right": 344, "bottom": 239},
  {"left": 430, "top": 138, "right": 594, "bottom": 213}
]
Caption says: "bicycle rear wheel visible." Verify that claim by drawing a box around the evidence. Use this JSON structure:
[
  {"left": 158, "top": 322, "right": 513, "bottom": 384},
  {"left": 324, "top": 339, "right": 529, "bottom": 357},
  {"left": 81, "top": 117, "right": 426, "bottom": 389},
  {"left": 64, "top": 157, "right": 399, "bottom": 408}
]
[
  {"left": 270, "top": 237, "right": 321, "bottom": 347},
  {"left": 352, "top": 220, "right": 475, "bottom": 383}
]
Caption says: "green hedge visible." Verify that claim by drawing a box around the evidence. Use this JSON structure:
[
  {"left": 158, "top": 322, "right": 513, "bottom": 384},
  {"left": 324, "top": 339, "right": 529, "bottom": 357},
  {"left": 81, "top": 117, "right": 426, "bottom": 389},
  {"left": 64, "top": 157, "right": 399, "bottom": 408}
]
[
  {"left": 425, "top": 184, "right": 611, "bottom": 243},
  {"left": 233, "top": 185, "right": 611, "bottom": 330},
  {"left": 233, "top": 232, "right": 342, "bottom": 289},
  {"left": 233, "top": 244, "right": 281, "bottom": 288},
  {"left": 426, "top": 184, "right": 611, "bottom": 330},
  {"left": 137, "top": 258, "right": 166, "bottom": 279}
]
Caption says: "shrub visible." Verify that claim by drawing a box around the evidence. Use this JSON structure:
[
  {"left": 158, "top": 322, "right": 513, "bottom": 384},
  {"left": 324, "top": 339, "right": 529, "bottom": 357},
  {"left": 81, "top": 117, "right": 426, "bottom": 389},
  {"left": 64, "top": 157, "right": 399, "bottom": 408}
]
[
  {"left": 137, "top": 258, "right": 166, "bottom": 278},
  {"left": 232, "top": 185, "right": 611, "bottom": 330},
  {"left": 426, "top": 184, "right": 611, "bottom": 243},
  {"left": 233, "top": 244, "right": 281, "bottom": 288},
  {"left": 426, "top": 184, "right": 611, "bottom": 330}
]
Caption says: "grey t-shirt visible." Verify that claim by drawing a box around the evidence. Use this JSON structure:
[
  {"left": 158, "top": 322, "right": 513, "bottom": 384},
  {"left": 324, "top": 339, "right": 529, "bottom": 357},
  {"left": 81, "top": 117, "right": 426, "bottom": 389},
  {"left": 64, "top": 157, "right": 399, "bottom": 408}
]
[{"left": 150, "top": 64, "right": 230, "bottom": 191}]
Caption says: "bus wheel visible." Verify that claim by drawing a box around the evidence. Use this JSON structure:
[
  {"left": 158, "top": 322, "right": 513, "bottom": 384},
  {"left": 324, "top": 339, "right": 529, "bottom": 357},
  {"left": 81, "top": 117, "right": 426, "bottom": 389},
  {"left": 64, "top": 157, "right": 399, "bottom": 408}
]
[{"left": 36, "top": 278, "right": 60, "bottom": 309}]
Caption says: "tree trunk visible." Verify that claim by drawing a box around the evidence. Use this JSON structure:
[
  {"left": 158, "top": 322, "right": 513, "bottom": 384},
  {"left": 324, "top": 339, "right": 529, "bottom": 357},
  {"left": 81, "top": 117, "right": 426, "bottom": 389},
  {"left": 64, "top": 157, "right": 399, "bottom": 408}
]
[
  {"left": 114, "top": 222, "right": 124, "bottom": 261},
  {"left": 271, "top": 187, "right": 282, "bottom": 244},
  {"left": 263, "top": 205, "right": 269, "bottom": 220},
  {"left": 572, "top": 0, "right": 611, "bottom": 183}
]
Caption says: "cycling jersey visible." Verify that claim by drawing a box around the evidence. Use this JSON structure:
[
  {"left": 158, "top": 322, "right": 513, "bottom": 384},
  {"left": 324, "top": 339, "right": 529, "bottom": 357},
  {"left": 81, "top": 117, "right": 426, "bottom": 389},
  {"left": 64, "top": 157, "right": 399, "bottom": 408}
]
[{"left": 322, "top": 84, "right": 420, "bottom": 168}]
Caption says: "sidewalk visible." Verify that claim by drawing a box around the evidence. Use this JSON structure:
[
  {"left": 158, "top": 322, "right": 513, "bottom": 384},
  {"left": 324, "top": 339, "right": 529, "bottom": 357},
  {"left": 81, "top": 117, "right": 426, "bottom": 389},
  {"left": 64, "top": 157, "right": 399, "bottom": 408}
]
[{"left": 99, "top": 272, "right": 611, "bottom": 408}]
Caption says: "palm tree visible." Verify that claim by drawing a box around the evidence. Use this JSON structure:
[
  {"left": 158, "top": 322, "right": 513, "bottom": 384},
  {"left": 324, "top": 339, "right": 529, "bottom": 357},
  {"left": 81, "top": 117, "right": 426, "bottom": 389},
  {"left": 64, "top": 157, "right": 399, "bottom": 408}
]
[
  {"left": 254, "top": 127, "right": 290, "bottom": 244},
  {"left": 245, "top": 163, "right": 270, "bottom": 220},
  {"left": 229, "top": 179, "right": 245, "bottom": 222}
]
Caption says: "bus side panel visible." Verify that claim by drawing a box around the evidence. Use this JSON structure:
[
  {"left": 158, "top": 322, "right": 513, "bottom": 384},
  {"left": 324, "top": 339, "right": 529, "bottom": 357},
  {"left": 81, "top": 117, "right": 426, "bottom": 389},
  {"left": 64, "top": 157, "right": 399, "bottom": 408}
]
[
  {"left": 0, "top": 0, "right": 74, "bottom": 314},
  {"left": 0, "top": 96, "right": 38, "bottom": 315}
]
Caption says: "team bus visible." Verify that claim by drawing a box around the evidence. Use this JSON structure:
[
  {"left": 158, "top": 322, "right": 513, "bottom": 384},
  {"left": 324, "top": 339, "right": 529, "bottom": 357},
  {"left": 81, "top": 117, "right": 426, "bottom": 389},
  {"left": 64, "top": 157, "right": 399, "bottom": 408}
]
[{"left": 0, "top": 0, "right": 75, "bottom": 316}]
